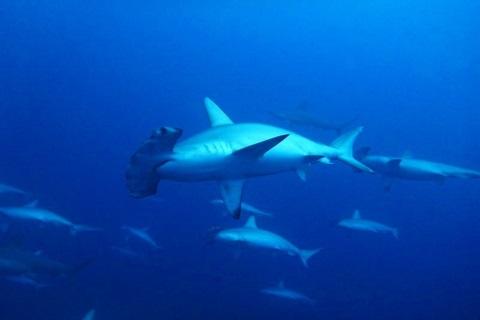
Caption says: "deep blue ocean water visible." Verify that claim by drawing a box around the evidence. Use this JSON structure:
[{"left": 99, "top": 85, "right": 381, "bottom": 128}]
[{"left": 1, "top": 1, "right": 479, "bottom": 319}]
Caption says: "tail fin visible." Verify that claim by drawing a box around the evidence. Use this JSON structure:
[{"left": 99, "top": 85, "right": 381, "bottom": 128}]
[
  {"left": 70, "top": 225, "right": 102, "bottom": 236},
  {"left": 452, "top": 170, "right": 480, "bottom": 179},
  {"left": 126, "top": 127, "right": 182, "bottom": 198},
  {"left": 299, "top": 248, "right": 321, "bottom": 267},
  {"left": 330, "top": 127, "right": 373, "bottom": 173},
  {"left": 392, "top": 228, "right": 399, "bottom": 239}
]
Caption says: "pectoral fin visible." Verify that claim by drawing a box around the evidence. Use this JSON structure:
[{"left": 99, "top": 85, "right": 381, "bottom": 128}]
[
  {"left": 233, "top": 135, "right": 289, "bottom": 159},
  {"left": 219, "top": 180, "right": 245, "bottom": 219},
  {"left": 244, "top": 216, "right": 258, "bottom": 228},
  {"left": 352, "top": 210, "right": 361, "bottom": 219}
]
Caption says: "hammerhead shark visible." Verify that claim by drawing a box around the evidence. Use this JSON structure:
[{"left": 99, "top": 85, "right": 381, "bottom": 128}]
[
  {"left": 0, "top": 201, "right": 100, "bottom": 235},
  {"left": 0, "top": 183, "right": 26, "bottom": 195},
  {"left": 126, "top": 98, "right": 371, "bottom": 218},
  {"left": 338, "top": 210, "right": 398, "bottom": 239},
  {"left": 269, "top": 102, "right": 358, "bottom": 135},
  {"left": 0, "top": 247, "right": 93, "bottom": 278},
  {"left": 261, "top": 281, "right": 314, "bottom": 304},
  {"left": 355, "top": 147, "right": 480, "bottom": 190},
  {"left": 215, "top": 216, "right": 321, "bottom": 267}
]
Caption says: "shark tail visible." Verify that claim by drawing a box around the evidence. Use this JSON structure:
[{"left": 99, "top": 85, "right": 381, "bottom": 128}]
[
  {"left": 453, "top": 170, "right": 480, "bottom": 179},
  {"left": 330, "top": 127, "right": 373, "bottom": 173},
  {"left": 299, "top": 248, "right": 321, "bottom": 267}
]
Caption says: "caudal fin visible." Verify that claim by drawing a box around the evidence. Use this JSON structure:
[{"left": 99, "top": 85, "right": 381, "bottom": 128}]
[
  {"left": 330, "top": 127, "right": 373, "bottom": 173},
  {"left": 299, "top": 248, "right": 321, "bottom": 267}
]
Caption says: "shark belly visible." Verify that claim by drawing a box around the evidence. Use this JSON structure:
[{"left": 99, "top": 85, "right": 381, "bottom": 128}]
[
  {"left": 365, "top": 158, "right": 444, "bottom": 181},
  {"left": 238, "top": 230, "right": 296, "bottom": 253},
  {"left": 158, "top": 123, "right": 329, "bottom": 181},
  {"left": 341, "top": 220, "right": 390, "bottom": 234}
]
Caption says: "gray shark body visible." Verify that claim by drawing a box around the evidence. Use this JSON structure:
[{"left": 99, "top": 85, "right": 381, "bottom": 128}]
[
  {"left": 270, "top": 108, "right": 356, "bottom": 134},
  {"left": 339, "top": 210, "right": 398, "bottom": 238},
  {"left": 0, "top": 183, "right": 26, "bottom": 195},
  {"left": 123, "top": 226, "right": 160, "bottom": 249},
  {"left": 0, "top": 247, "right": 91, "bottom": 277},
  {"left": 111, "top": 246, "right": 143, "bottom": 259},
  {"left": 5, "top": 275, "right": 48, "bottom": 289},
  {"left": 356, "top": 148, "right": 480, "bottom": 187},
  {"left": 0, "top": 201, "right": 99, "bottom": 235},
  {"left": 126, "top": 98, "right": 371, "bottom": 218},
  {"left": 261, "top": 281, "right": 314, "bottom": 304},
  {"left": 216, "top": 216, "right": 320, "bottom": 267}
]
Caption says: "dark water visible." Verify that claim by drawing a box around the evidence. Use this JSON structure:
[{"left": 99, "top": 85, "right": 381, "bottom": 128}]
[{"left": 1, "top": 1, "right": 479, "bottom": 319}]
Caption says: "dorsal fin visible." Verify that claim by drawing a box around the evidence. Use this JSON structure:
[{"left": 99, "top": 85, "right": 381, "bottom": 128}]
[
  {"left": 233, "top": 134, "right": 288, "bottom": 159},
  {"left": 244, "top": 216, "right": 258, "bottom": 228},
  {"left": 204, "top": 97, "right": 234, "bottom": 127},
  {"left": 353, "top": 210, "right": 361, "bottom": 219}
]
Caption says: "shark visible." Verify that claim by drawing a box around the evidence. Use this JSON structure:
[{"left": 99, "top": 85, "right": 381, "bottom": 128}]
[
  {"left": 4, "top": 275, "right": 49, "bottom": 289},
  {"left": 0, "top": 201, "right": 100, "bottom": 235},
  {"left": 338, "top": 210, "right": 398, "bottom": 239},
  {"left": 215, "top": 216, "right": 320, "bottom": 267},
  {"left": 122, "top": 226, "right": 160, "bottom": 249},
  {"left": 355, "top": 147, "right": 480, "bottom": 190},
  {"left": 0, "top": 247, "right": 93, "bottom": 278},
  {"left": 269, "top": 102, "right": 358, "bottom": 135},
  {"left": 0, "top": 183, "right": 26, "bottom": 195},
  {"left": 210, "top": 199, "right": 273, "bottom": 217},
  {"left": 82, "top": 309, "right": 96, "bottom": 320},
  {"left": 261, "top": 281, "right": 314, "bottom": 304},
  {"left": 126, "top": 97, "right": 371, "bottom": 218}
]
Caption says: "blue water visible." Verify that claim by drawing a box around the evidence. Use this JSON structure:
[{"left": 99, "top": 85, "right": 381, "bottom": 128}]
[{"left": 1, "top": 1, "right": 479, "bottom": 319}]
